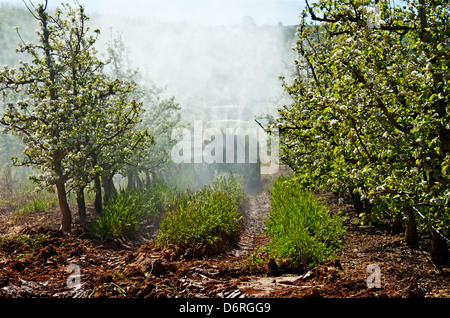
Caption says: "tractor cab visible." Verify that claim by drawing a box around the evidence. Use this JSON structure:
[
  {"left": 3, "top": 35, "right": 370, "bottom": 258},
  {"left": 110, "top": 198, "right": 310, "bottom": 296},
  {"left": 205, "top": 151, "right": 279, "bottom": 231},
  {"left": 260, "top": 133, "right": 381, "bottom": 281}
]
[{"left": 199, "top": 106, "right": 262, "bottom": 193}]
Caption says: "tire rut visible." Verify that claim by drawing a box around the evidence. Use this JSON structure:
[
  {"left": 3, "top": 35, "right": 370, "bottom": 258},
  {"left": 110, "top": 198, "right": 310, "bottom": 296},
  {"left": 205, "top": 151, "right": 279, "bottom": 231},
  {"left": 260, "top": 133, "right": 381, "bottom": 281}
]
[{"left": 229, "top": 191, "right": 270, "bottom": 258}]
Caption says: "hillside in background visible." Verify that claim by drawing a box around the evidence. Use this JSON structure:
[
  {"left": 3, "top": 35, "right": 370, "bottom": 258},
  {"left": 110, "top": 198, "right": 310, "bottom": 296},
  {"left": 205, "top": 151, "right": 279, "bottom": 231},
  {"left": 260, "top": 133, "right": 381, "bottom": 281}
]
[{"left": 0, "top": 4, "right": 36, "bottom": 66}]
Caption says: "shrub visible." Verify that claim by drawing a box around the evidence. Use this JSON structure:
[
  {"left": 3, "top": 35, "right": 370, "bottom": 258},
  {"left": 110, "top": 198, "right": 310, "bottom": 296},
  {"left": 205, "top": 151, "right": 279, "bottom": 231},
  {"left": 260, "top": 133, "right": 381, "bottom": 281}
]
[
  {"left": 156, "top": 173, "right": 245, "bottom": 255},
  {"left": 265, "top": 176, "right": 345, "bottom": 268}
]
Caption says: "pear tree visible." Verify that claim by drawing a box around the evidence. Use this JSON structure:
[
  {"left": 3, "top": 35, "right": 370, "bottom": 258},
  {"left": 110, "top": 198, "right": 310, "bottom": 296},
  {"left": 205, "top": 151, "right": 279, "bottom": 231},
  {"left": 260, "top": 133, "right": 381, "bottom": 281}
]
[
  {"left": 0, "top": 1, "right": 151, "bottom": 232},
  {"left": 274, "top": 0, "right": 449, "bottom": 264}
]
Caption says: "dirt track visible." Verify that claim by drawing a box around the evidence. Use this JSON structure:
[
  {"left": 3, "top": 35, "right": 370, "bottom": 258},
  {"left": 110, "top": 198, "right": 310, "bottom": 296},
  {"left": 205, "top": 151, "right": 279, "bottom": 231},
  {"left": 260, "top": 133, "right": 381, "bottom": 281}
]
[{"left": 0, "top": 190, "right": 449, "bottom": 298}]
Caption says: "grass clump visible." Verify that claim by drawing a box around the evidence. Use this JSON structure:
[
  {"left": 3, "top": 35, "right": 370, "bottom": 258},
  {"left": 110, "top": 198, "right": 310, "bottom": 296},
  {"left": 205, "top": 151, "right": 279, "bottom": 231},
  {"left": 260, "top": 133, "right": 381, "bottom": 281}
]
[
  {"left": 0, "top": 233, "right": 50, "bottom": 259},
  {"left": 14, "top": 195, "right": 57, "bottom": 220},
  {"left": 265, "top": 176, "right": 345, "bottom": 268},
  {"left": 3, "top": 179, "right": 58, "bottom": 221},
  {"left": 91, "top": 180, "right": 175, "bottom": 241},
  {"left": 156, "top": 173, "right": 245, "bottom": 255},
  {"left": 91, "top": 190, "right": 143, "bottom": 241}
]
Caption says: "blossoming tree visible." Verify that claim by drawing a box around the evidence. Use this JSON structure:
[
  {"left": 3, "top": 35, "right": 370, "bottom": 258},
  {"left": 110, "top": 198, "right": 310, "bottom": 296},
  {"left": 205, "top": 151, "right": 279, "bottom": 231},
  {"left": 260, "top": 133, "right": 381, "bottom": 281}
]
[
  {"left": 274, "top": 0, "right": 449, "bottom": 264},
  {"left": 0, "top": 1, "right": 151, "bottom": 232}
]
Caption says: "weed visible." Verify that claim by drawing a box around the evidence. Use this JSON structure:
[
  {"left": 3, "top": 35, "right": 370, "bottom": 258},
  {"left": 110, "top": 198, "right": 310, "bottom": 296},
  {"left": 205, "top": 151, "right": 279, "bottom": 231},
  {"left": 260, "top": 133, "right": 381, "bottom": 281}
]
[
  {"left": 91, "top": 191, "right": 141, "bottom": 240},
  {"left": 241, "top": 249, "right": 267, "bottom": 273},
  {"left": 3, "top": 180, "right": 59, "bottom": 222},
  {"left": 89, "top": 282, "right": 127, "bottom": 298},
  {"left": 90, "top": 179, "right": 176, "bottom": 241},
  {"left": 156, "top": 173, "right": 246, "bottom": 255},
  {"left": 14, "top": 195, "right": 57, "bottom": 220},
  {"left": 265, "top": 176, "right": 346, "bottom": 268},
  {"left": 0, "top": 233, "right": 50, "bottom": 258}
]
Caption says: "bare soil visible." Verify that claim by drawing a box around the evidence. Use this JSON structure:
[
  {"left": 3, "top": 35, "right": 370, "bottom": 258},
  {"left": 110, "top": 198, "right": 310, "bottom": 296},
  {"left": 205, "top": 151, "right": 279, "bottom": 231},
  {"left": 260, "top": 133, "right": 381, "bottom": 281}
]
[{"left": 0, "top": 189, "right": 449, "bottom": 299}]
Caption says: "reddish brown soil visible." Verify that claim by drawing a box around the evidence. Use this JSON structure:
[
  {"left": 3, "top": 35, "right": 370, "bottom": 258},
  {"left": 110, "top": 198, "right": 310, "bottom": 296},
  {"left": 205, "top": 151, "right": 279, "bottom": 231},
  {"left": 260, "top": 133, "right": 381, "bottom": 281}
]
[{"left": 0, "top": 190, "right": 449, "bottom": 299}]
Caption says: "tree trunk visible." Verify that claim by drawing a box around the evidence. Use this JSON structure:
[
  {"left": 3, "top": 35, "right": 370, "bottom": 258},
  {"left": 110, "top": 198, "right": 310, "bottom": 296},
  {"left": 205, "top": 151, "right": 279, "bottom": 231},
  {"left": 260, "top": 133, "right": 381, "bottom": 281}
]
[
  {"left": 94, "top": 174, "right": 103, "bottom": 215},
  {"left": 76, "top": 187, "right": 86, "bottom": 225},
  {"left": 127, "top": 168, "right": 142, "bottom": 190},
  {"left": 363, "top": 198, "right": 373, "bottom": 214},
  {"left": 136, "top": 171, "right": 143, "bottom": 188},
  {"left": 349, "top": 188, "right": 364, "bottom": 214},
  {"left": 56, "top": 181, "right": 72, "bottom": 233},
  {"left": 404, "top": 206, "right": 419, "bottom": 249},
  {"left": 145, "top": 170, "right": 152, "bottom": 186},
  {"left": 430, "top": 229, "right": 449, "bottom": 266},
  {"left": 127, "top": 168, "right": 136, "bottom": 190},
  {"left": 417, "top": 0, "right": 449, "bottom": 266},
  {"left": 390, "top": 214, "right": 403, "bottom": 235},
  {"left": 102, "top": 172, "right": 117, "bottom": 205}
]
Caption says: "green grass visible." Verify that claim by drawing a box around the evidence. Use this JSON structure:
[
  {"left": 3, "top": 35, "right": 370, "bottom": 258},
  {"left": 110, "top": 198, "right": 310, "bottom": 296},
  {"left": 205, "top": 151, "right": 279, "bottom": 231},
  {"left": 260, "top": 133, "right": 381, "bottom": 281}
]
[
  {"left": 15, "top": 196, "right": 57, "bottom": 217},
  {"left": 156, "top": 173, "right": 246, "bottom": 255},
  {"left": 11, "top": 183, "right": 58, "bottom": 221},
  {"left": 0, "top": 233, "right": 50, "bottom": 259},
  {"left": 90, "top": 179, "right": 176, "bottom": 241},
  {"left": 265, "top": 176, "right": 346, "bottom": 268},
  {"left": 92, "top": 173, "right": 246, "bottom": 254},
  {"left": 91, "top": 190, "right": 143, "bottom": 240},
  {"left": 0, "top": 178, "right": 56, "bottom": 213}
]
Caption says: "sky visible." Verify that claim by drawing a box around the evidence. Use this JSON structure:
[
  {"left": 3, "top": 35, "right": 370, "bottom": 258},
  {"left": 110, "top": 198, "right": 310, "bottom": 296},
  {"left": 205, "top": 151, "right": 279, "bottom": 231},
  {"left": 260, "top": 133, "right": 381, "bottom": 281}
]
[{"left": 0, "top": 0, "right": 306, "bottom": 26}]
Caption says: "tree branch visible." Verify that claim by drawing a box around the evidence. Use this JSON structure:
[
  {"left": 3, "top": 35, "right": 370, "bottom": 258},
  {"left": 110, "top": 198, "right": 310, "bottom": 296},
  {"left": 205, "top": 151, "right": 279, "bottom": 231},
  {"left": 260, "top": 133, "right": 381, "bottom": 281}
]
[{"left": 344, "top": 62, "right": 410, "bottom": 134}]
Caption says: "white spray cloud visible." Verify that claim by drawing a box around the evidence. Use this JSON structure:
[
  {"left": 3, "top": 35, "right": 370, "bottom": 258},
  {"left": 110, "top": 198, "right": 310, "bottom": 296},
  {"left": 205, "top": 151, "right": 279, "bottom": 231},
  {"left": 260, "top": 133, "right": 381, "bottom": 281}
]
[
  {"left": 85, "top": 0, "right": 299, "bottom": 121},
  {"left": 83, "top": 0, "right": 302, "bottom": 26},
  {"left": 1, "top": 0, "right": 300, "bottom": 119}
]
